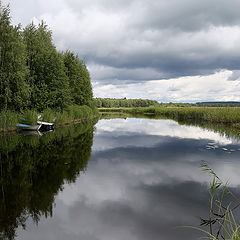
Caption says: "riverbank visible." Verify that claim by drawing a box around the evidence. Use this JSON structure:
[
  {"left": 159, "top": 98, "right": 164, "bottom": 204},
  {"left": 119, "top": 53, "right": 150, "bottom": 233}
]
[
  {"left": 99, "top": 107, "right": 240, "bottom": 127},
  {"left": 0, "top": 105, "right": 99, "bottom": 133}
]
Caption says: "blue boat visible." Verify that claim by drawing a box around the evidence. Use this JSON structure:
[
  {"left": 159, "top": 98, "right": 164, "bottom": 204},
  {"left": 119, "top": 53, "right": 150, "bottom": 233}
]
[{"left": 16, "top": 123, "right": 42, "bottom": 131}]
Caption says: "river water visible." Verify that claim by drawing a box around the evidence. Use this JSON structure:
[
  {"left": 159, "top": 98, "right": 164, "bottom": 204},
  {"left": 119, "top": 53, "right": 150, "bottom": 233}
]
[{"left": 1, "top": 117, "right": 240, "bottom": 240}]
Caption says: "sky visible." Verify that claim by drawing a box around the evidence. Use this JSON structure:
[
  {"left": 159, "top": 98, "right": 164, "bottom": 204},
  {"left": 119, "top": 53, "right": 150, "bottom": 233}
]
[{"left": 3, "top": 0, "right": 240, "bottom": 102}]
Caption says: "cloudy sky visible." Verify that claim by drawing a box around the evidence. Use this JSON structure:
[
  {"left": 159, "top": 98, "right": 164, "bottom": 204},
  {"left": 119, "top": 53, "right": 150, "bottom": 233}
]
[{"left": 3, "top": 0, "right": 240, "bottom": 102}]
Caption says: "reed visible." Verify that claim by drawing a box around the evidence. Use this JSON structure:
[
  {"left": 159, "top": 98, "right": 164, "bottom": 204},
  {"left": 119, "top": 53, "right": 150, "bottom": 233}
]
[
  {"left": 188, "top": 161, "right": 240, "bottom": 240},
  {"left": 54, "top": 110, "right": 70, "bottom": 126},
  {"left": 0, "top": 111, "right": 19, "bottom": 131},
  {"left": 100, "top": 107, "right": 240, "bottom": 125},
  {"left": 54, "top": 105, "right": 98, "bottom": 126},
  {"left": 0, "top": 105, "right": 99, "bottom": 132},
  {"left": 41, "top": 108, "right": 55, "bottom": 122},
  {"left": 21, "top": 110, "right": 38, "bottom": 125}
]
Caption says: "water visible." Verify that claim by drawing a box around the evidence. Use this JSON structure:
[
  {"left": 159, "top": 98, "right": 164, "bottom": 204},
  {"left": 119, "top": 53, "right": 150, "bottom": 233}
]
[{"left": 1, "top": 117, "right": 240, "bottom": 239}]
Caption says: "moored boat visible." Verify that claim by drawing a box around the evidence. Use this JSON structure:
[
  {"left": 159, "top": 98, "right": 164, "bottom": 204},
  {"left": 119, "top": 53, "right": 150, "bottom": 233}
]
[{"left": 37, "top": 121, "right": 54, "bottom": 131}]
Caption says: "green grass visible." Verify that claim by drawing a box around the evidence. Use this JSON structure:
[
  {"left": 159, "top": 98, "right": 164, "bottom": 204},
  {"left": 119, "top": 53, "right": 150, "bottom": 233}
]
[
  {"left": 41, "top": 108, "right": 55, "bottom": 122},
  {"left": 0, "top": 105, "right": 99, "bottom": 132},
  {"left": 21, "top": 110, "right": 38, "bottom": 125},
  {"left": 0, "top": 111, "right": 19, "bottom": 131},
  {"left": 55, "top": 105, "right": 98, "bottom": 125},
  {"left": 99, "top": 107, "right": 240, "bottom": 125}
]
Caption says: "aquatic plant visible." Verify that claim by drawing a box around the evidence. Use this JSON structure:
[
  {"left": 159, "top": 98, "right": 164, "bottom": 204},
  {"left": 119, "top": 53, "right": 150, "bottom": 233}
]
[
  {"left": 0, "top": 104, "right": 99, "bottom": 132},
  {"left": 0, "top": 111, "right": 19, "bottom": 131},
  {"left": 21, "top": 110, "right": 38, "bottom": 125},
  {"left": 100, "top": 107, "right": 240, "bottom": 125},
  {"left": 54, "top": 105, "right": 98, "bottom": 126},
  {"left": 41, "top": 108, "right": 55, "bottom": 122},
  {"left": 189, "top": 161, "right": 240, "bottom": 240}
]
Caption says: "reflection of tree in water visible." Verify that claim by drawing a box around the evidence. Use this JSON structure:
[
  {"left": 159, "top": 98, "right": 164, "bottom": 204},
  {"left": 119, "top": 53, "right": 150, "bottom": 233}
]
[{"left": 0, "top": 120, "right": 96, "bottom": 240}]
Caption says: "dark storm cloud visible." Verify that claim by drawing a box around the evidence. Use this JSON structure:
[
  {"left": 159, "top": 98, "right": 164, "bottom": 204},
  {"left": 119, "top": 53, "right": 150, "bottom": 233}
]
[
  {"left": 131, "top": 0, "right": 240, "bottom": 32},
  {"left": 65, "top": 0, "right": 240, "bottom": 31},
  {"left": 88, "top": 50, "right": 240, "bottom": 82},
  {"left": 4, "top": 0, "right": 240, "bottom": 83},
  {"left": 60, "top": 0, "right": 240, "bottom": 83}
]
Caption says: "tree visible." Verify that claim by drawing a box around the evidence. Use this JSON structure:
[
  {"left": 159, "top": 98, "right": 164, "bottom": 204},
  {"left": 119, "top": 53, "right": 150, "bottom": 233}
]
[
  {"left": 63, "top": 51, "right": 93, "bottom": 106},
  {"left": 0, "top": 2, "right": 30, "bottom": 111},
  {"left": 23, "top": 22, "right": 71, "bottom": 111}
]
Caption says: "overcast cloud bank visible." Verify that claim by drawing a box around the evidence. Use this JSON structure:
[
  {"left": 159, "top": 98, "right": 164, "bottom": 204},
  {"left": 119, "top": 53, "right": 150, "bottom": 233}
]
[{"left": 3, "top": 0, "right": 240, "bottom": 101}]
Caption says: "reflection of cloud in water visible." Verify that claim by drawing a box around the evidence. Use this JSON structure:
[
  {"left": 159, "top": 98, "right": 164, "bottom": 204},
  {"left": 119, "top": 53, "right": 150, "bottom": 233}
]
[
  {"left": 94, "top": 118, "right": 233, "bottom": 152},
  {"left": 17, "top": 118, "right": 240, "bottom": 240}
]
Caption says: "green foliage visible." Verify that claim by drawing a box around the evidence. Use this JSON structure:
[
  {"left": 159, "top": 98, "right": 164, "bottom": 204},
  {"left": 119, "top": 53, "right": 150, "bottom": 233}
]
[
  {"left": 39, "top": 105, "right": 97, "bottom": 126},
  {"left": 55, "top": 105, "right": 94, "bottom": 124},
  {"left": 63, "top": 51, "right": 93, "bottom": 106},
  {"left": 21, "top": 110, "right": 38, "bottom": 125},
  {"left": 196, "top": 102, "right": 240, "bottom": 107},
  {"left": 0, "top": 2, "right": 30, "bottom": 111},
  {"left": 95, "top": 98, "right": 159, "bottom": 108},
  {"left": 0, "top": 2, "right": 94, "bottom": 113},
  {"left": 23, "top": 22, "right": 72, "bottom": 111},
  {"left": 54, "top": 110, "right": 70, "bottom": 125},
  {"left": 0, "top": 110, "right": 18, "bottom": 131},
  {"left": 101, "top": 106, "right": 240, "bottom": 125},
  {"left": 41, "top": 108, "right": 55, "bottom": 122},
  {"left": 193, "top": 161, "right": 240, "bottom": 240}
]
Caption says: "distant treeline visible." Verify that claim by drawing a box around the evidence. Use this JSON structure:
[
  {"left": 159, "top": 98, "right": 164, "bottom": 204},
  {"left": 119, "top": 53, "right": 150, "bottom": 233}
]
[
  {"left": 196, "top": 102, "right": 240, "bottom": 107},
  {"left": 95, "top": 98, "right": 240, "bottom": 109},
  {"left": 94, "top": 98, "right": 159, "bottom": 108},
  {"left": 0, "top": 2, "right": 93, "bottom": 112}
]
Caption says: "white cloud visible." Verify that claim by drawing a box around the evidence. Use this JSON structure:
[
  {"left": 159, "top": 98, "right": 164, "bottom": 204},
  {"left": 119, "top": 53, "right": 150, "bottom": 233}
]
[
  {"left": 95, "top": 118, "right": 233, "bottom": 147},
  {"left": 3, "top": 0, "right": 240, "bottom": 100},
  {"left": 93, "top": 70, "right": 240, "bottom": 102}
]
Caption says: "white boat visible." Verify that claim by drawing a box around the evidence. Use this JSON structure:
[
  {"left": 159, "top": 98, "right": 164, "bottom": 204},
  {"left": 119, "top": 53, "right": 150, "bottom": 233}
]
[{"left": 37, "top": 121, "right": 54, "bottom": 131}]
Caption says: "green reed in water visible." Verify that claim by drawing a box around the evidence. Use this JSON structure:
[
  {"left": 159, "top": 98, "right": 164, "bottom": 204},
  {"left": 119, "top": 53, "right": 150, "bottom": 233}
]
[
  {"left": 0, "top": 111, "right": 19, "bottom": 131},
  {"left": 0, "top": 105, "right": 99, "bottom": 132},
  {"left": 100, "top": 107, "right": 240, "bottom": 125},
  {"left": 187, "top": 161, "right": 240, "bottom": 240},
  {"left": 21, "top": 110, "right": 38, "bottom": 125}
]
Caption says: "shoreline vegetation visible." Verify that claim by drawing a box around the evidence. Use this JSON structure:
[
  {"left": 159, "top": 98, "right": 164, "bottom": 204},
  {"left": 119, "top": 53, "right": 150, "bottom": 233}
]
[
  {"left": 99, "top": 106, "right": 240, "bottom": 127},
  {"left": 0, "top": 2, "right": 98, "bottom": 132},
  {"left": 0, "top": 105, "right": 99, "bottom": 133}
]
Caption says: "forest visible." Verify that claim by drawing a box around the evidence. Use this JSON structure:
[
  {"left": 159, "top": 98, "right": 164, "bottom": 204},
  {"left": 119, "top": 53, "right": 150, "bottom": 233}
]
[
  {"left": 0, "top": 1, "right": 96, "bottom": 130},
  {"left": 94, "top": 98, "right": 160, "bottom": 108},
  {"left": 195, "top": 101, "right": 240, "bottom": 107}
]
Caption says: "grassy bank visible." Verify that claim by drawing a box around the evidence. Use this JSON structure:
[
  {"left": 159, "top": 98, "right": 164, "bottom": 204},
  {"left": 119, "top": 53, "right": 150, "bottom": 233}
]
[
  {"left": 99, "top": 107, "right": 240, "bottom": 126},
  {"left": 0, "top": 105, "right": 99, "bottom": 133}
]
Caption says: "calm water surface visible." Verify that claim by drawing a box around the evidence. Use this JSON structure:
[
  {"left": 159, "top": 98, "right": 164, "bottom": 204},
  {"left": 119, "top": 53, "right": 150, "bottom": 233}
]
[{"left": 1, "top": 117, "right": 240, "bottom": 240}]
